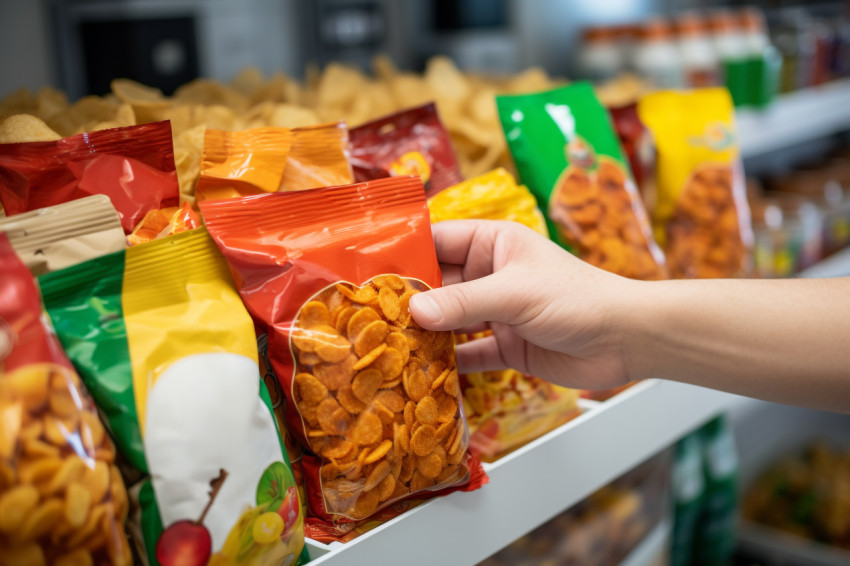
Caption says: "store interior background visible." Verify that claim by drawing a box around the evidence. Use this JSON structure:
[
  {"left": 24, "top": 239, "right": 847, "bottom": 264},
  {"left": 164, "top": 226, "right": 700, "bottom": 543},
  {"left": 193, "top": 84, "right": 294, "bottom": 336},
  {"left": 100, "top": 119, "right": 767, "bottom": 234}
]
[{"left": 2, "top": 1, "right": 850, "bottom": 566}]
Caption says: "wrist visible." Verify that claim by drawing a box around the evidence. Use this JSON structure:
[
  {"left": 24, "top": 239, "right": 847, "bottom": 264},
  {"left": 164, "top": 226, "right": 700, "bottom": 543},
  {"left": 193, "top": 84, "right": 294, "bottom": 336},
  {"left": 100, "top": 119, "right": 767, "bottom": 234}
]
[{"left": 614, "top": 278, "right": 663, "bottom": 382}]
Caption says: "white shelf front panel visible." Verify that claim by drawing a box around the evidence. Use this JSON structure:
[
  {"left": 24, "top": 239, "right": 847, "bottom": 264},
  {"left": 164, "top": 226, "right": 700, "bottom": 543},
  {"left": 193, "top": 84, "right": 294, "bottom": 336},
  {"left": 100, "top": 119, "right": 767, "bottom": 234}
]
[{"left": 305, "top": 380, "right": 739, "bottom": 565}]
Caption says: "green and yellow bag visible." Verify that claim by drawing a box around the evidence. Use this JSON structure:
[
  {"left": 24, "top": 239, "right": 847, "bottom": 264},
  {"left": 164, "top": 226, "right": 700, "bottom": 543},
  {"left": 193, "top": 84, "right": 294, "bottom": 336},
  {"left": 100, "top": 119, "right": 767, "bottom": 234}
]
[{"left": 39, "top": 229, "right": 309, "bottom": 566}]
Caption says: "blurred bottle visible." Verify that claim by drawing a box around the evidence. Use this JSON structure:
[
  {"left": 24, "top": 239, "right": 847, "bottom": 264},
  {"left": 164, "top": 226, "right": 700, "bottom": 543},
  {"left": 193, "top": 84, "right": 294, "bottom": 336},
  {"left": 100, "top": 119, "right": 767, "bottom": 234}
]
[
  {"left": 670, "top": 432, "right": 705, "bottom": 566},
  {"left": 615, "top": 24, "right": 640, "bottom": 74},
  {"left": 709, "top": 10, "right": 749, "bottom": 106},
  {"left": 579, "top": 26, "right": 625, "bottom": 82},
  {"left": 773, "top": 8, "right": 817, "bottom": 92},
  {"left": 739, "top": 7, "right": 781, "bottom": 108},
  {"left": 692, "top": 415, "right": 739, "bottom": 566},
  {"left": 751, "top": 196, "right": 823, "bottom": 277},
  {"left": 676, "top": 12, "right": 720, "bottom": 88},
  {"left": 835, "top": 16, "right": 850, "bottom": 78},
  {"left": 812, "top": 17, "right": 835, "bottom": 85},
  {"left": 633, "top": 18, "right": 684, "bottom": 89}
]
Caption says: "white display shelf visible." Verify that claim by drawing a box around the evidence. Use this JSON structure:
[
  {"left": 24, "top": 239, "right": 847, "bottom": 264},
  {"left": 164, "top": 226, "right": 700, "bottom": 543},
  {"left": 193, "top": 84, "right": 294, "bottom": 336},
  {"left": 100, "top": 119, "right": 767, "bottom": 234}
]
[
  {"left": 738, "top": 79, "right": 850, "bottom": 158},
  {"left": 304, "top": 380, "right": 739, "bottom": 565}
]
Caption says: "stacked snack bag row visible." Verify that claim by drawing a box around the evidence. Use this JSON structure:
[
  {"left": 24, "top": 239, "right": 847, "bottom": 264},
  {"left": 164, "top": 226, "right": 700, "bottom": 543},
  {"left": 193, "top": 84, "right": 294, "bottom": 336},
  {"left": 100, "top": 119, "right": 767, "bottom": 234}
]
[
  {"left": 0, "top": 55, "right": 761, "bottom": 561},
  {"left": 0, "top": 56, "right": 562, "bottom": 185}
]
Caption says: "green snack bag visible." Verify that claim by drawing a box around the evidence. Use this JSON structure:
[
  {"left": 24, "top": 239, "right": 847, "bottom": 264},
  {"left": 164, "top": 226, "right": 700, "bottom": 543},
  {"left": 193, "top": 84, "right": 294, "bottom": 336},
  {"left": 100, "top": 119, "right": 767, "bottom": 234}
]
[
  {"left": 693, "top": 415, "right": 739, "bottom": 566},
  {"left": 670, "top": 431, "right": 706, "bottom": 566},
  {"left": 40, "top": 228, "right": 310, "bottom": 566},
  {"left": 496, "top": 82, "right": 667, "bottom": 281}
]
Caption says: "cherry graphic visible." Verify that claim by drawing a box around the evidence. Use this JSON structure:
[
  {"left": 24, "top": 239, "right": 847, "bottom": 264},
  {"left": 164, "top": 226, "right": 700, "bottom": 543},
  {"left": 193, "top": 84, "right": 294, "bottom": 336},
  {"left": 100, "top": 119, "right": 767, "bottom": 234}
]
[{"left": 156, "top": 469, "right": 228, "bottom": 566}]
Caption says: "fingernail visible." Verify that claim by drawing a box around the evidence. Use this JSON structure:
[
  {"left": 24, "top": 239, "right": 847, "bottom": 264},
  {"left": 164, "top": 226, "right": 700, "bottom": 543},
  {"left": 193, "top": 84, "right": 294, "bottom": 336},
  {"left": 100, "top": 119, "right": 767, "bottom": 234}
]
[{"left": 411, "top": 294, "right": 441, "bottom": 323}]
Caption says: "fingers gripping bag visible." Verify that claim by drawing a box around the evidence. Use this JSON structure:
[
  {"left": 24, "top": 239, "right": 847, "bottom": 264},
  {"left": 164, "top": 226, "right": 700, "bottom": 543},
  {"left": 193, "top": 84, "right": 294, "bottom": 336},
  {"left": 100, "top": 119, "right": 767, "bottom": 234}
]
[
  {"left": 0, "top": 234, "right": 132, "bottom": 566},
  {"left": 195, "top": 123, "right": 352, "bottom": 203},
  {"left": 638, "top": 89, "right": 753, "bottom": 279},
  {"left": 349, "top": 103, "right": 463, "bottom": 198},
  {"left": 38, "top": 229, "right": 309, "bottom": 566},
  {"left": 497, "top": 82, "right": 668, "bottom": 281},
  {"left": 200, "top": 176, "right": 487, "bottom": 534},
  {"left": 427, "top": 169, "right": 580, "bottom": 460},
  {"left": 0, "top": 121, "right": 179, "bottom": 234}
]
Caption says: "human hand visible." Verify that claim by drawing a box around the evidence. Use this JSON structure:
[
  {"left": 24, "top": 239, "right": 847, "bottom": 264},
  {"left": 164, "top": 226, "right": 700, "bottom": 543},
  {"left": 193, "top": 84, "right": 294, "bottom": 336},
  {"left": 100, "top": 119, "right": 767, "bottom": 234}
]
[{"left": 409, "top": 220, "right": 640, "bottom": 391}]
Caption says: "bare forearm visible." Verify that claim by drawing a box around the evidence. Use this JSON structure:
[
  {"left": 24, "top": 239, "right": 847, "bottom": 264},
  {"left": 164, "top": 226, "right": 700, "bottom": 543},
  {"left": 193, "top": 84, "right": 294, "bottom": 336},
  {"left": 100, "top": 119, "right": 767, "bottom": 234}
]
[{"left": 625, "top": 277, "right": 850, "bottom": 412}]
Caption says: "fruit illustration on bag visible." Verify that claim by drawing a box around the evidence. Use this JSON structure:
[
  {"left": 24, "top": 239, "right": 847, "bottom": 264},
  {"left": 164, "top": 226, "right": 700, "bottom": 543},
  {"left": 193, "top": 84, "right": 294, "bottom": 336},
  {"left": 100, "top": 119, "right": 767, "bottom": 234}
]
[
  {"left": 278, "top": 487, "right": 300, "bottom": 533},
  {"left": 256, "top": 463, "right": 301, "bottom": 535},
  {"left": 157, "top": 470, "right": 228, "bottom": 566}
]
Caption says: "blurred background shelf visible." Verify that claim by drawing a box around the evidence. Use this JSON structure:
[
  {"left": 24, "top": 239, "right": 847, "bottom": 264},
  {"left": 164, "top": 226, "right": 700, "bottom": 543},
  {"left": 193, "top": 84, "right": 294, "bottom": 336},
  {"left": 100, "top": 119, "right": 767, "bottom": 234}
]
[
  {"left": 620, "top": 518, "right": 672, "bottom": 566},
  {"left": 305, "top": 380, "right": 741, "bottom": 565},
  {"left": 738, "top": 79, "right": 850, "bottom": 159},
  {"left": 797, "top": 245, "right": 850, "bottom": 278}
]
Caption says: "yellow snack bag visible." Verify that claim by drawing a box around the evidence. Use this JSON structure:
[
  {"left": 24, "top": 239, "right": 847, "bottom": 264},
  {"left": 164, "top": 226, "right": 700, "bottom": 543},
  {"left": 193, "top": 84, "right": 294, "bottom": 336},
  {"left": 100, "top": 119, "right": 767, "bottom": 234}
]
[
  {"left": 427, "top": 168, "right": 549, "bottom": 237},
  {"left": 638, "top": 88, "right": 753, "bottom": 278},
  {"left": 428, "top": 169, "right": 580, "bottom": 462}
]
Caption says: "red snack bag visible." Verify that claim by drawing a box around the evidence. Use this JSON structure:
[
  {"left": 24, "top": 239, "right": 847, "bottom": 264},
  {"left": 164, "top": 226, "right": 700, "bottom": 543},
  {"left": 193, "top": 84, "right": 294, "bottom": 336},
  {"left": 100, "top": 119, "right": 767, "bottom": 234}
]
[
  {"left": 609, "top": 103, "right": 656, "bottom": 205},
  {"left": 349, "top": 103, "right": 463, "bottom": 198},
  {"left": 0, "top": 233, "right": 132, "bottom": 565},
  {"left": 0, "top": 121, "right": 178, "bottom": 234},
  {"left": 201, "top": 176, "right": 485, "bottom": 532}
]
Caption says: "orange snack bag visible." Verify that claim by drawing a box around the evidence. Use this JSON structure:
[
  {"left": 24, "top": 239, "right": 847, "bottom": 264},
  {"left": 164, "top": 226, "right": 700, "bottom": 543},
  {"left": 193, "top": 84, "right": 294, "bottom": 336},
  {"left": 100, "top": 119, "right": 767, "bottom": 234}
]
[
  {"left": 196, "top": 122, "right": 352, "bottom": 202},
  {"left": 201, "top": 176, "right": 486, "bottom": 534}
]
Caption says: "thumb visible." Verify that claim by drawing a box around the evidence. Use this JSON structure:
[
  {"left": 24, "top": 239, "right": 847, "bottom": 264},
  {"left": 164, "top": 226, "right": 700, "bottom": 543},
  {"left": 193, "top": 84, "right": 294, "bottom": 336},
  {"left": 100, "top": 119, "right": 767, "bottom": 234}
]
[{"left": 409, "top": 271, "right": 525, "bottom": 331}]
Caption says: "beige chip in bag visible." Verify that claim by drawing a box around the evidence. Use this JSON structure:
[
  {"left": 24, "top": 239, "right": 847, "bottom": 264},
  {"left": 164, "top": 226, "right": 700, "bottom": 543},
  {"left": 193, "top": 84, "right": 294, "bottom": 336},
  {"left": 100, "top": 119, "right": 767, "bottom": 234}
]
[{"left": 291, "top": 276, "right": 468, "bottom": 521}]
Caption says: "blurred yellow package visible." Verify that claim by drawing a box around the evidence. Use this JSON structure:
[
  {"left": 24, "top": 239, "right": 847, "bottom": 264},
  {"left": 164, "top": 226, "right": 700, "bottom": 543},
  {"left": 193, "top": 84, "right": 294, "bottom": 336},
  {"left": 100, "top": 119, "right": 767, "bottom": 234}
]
[{"left": 428, "top": 168, "right": 549, "bottom": 237}]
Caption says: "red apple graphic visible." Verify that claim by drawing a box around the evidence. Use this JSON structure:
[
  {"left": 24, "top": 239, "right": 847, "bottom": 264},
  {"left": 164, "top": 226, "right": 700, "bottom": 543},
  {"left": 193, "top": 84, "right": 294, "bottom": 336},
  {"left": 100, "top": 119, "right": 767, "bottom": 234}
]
[{"left": 156, "top": 469, "right": 228, "bottom": 566}]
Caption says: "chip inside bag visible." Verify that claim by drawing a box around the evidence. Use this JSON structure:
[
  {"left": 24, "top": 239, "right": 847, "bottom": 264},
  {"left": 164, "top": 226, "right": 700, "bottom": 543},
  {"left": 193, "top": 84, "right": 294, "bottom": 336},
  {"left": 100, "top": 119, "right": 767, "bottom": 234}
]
[
  {"left": 0, "top": 233, "right": 132, "bottom": 566},
  {"left": 201, "top": 176, "right": 487, "bottom": 533},
  {"left": 39, "top": 229, "right": 309, "bottom": 566}
]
